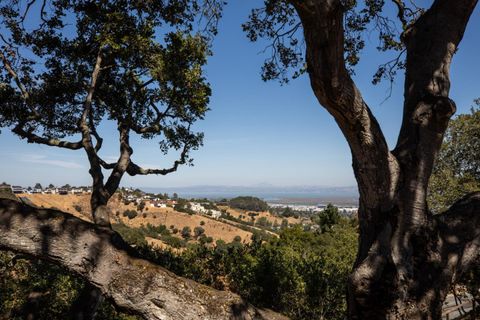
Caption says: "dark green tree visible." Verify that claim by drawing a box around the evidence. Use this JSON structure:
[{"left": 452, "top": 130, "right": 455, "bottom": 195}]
[
  {"left": 313, "top": 204, "right": 341, "bottom": 233},
  {"left": 181, "top": 226, "right": 192, "bottom": 239},
  {"left": 0, "top": 0, "right": 216, "bottom": 227},
  {"left": 0, "top": 1, "right": 223, "bottom": 319},
  {"left": 194, "top": 226, "right": 205, "bottom": 238}
]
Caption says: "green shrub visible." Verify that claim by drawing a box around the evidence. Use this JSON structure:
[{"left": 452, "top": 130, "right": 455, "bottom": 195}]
[{"left": 123, "top": 209, "right": 138, "bottom": 219}]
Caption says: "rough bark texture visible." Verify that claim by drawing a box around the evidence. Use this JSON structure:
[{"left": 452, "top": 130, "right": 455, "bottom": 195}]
[
  {"left": 289, "top": 0, "right": 479, "bottom": 318},
  {"left": 0, "top": 198, "right": 288, "bottom": 320}
]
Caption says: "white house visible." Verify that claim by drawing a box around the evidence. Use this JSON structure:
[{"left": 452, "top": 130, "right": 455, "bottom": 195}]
[
  {"left": 209, "top": 210, "right": 222, "bottom": 219},
  {"left": 190, "top": 203, "right": 208, "bottom": 214}
]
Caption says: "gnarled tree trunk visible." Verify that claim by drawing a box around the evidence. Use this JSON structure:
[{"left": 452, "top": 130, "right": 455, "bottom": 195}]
[
  {"left": 289, "top": 0, "right": 479, "bottom": 318},
  {"left": 0, "top": 198, "right": 287, "bottom": 320}
]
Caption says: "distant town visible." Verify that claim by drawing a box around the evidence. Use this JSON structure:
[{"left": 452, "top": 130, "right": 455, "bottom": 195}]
[{"left": 0, "top": 182, "right": 358, "bottom": 218}]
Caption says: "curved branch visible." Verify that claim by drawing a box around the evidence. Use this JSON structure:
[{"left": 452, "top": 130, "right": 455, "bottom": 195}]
[
  {"left": 289, "top": 1, "right": 400, "bottom": 262},
  {"left": 131, "top": 102, "right": 173, "bottom": 134},
  {"left": 12, "top": 124, "right": 83, "bottom": 150},
  {"left": 0, "top": 199, "right": 287, "bottom": 320},
  {"left": 126, "top": 143, "right": 189, "bottom": 176}
]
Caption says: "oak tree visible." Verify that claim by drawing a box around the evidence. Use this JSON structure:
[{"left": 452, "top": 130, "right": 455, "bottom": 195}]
[
  {"left": 244, "top": 0, "right": 480, "bottom": 318},
  {"left": 0, "top": 0, "right": 214, "bottom": 227}
]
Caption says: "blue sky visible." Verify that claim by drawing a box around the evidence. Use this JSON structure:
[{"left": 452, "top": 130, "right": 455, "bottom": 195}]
[{"left": 1, "top": 1, "right": 479, "bottom": 188}]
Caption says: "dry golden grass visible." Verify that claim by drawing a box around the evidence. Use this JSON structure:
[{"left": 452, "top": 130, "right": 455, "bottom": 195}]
[
  {"left": 219, "top": 206, "right": 302, "bottom": 226},
  {"left": 22, "top": 194, "right": 252, "bottom": 244}
]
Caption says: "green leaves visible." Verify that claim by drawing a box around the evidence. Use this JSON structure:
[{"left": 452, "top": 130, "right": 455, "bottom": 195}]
[
  {"left": 428, "top": 101, "right": 480, "bottom": 213},
  {"left": 0, "top": 0, "right": 222, "bottom": 177}
]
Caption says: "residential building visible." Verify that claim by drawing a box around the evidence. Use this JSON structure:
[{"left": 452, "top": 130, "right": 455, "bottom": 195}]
[{"left": 11, "top": 186, "right": 24, "bottom": 194}]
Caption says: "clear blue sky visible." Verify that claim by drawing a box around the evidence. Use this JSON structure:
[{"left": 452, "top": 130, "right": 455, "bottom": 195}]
[{"left": 1, "top": 1, "right": 479, "bottom": 188}]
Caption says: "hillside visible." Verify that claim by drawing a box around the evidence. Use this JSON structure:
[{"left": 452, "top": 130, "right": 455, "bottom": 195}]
[{"left": 21, "top": 194, "right": 253, "bottom": 246}]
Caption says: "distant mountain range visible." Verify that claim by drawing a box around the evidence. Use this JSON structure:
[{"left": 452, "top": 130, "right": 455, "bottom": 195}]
[{"left": 141, "top": 185, "right": 359, "bottom": 205}]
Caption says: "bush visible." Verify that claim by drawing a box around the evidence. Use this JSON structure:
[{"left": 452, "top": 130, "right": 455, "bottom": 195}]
[
  {"left": 233, "top": 235, "right": 242, "bottom": 242},
  {"left": 123, "top": 209, "right": 138, "bottom": 219},
  {"left": 73, "top": 205, "right": 82, "bottom": 213},
  {"left": 174, "top": 199, "right": 195, "bottom": 215},
  {"left": 200, "top": 221, "right": 205, "bottom": 226},
  {"left": 137, "top": 201, "right": 146, "bottom": 212},
  {"left": 181, "top": 226, "right": 192, "bottom": 239},
  {"left": 194, "top": 226, "right": 205, "bottom": 238}
]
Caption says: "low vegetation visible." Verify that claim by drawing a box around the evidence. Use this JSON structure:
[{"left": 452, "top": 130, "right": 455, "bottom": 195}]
[{"left": 228, "top": 196, "right": 269, "bottom": 212}]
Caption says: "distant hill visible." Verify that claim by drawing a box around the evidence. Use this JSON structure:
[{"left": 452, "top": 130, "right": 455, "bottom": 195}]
[{"left": 142, "top": 185, "right": 359, "bottom": 203}]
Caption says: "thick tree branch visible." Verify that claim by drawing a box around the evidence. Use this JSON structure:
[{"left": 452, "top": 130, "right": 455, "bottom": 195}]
[
  {"left": 288, "top": 0, "right": 400, "bottom": 261},
  {"left": 11, "top": 125, "right": 83, "bottom": 150},
  {"left": 392, "top": 0, "right": 478, "bottom": 216},
  {"left": 126, "top": 143, "right": 189, "bottom": 176},
  {"left": 104, "top": 124, "right": 132, "bottom": 196},
  {"left": 0, "top": 199, "right": 287, "bottom": 320},
  {"left": 0, "top": 49, "right": 40, "bottom": 119},
  {"left": 435, "top": 192, "right": 480, "bottom": 276},
  {"left": 290, "top": 0, "right": 396, "bottom": 204}
]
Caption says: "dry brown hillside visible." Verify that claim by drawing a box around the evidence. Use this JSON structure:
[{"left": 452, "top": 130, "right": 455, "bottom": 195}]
[
  {"left": 220, "top": 206, "right": 303, "bottom": 226},
  {"left": 21, "top": 194, "right": 252, "bottom": 244}
]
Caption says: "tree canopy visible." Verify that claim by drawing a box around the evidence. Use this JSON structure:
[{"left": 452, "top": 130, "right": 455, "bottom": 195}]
[
  {"left": 229, "top": 196, "right": 269, "bottom": 212},
  {"left": 0, "top": 0, "right": 221, "bottom": 225}
]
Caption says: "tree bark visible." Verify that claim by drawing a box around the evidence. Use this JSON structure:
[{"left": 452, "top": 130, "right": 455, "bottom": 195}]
[
  {"left": 288, "top": 0, "right": 479, "bottom": 318},
  {"left": 0, "top": 199, "right": 287, "bottom": 320}
]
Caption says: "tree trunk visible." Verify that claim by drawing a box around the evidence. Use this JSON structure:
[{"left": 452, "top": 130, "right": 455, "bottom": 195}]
[
  {"left": 90, "top": 188, "right": 112, "bottom": 228},
  {"left": 287, "top": 0, "right": 478, "bottom": 318},
  {"left": 69, "top": 282, "right": 104, "bottom": 320},
  {"left": 347, "top": 192, "right": 480, "bottom": 319},
  {"left": 0, "top": 199, "right": 287, "bottom": 320}
]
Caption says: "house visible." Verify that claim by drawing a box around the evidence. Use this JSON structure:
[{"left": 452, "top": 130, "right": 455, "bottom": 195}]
[
  {"left": 58, "top": 188, "right": 69, "bottom": 195},
  {"left": 11, "top": 186, "right": 25, "bottom": 194},
  {"left": 150, "top": 201, "right": 167, "bottom": 208},
  {"left": 0, "top": 183, "right": 12, "bottom": 193},
  {"left": 190, "top": 203, "right": 207, "bottom": 214},
  {"left": 210, "top": 210, "right": 222, "bottom": 219},
  {"left": 44, "top": 188, "right": 57, "bottom": 194},
  {"left": 71, "top": 188, "right": 84, "bottom": 195},
  {"left": 32, "top": 187, "right": 43, "bottom": 194}
]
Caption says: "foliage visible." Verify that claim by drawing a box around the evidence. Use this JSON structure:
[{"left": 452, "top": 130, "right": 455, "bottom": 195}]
[
  {"left": 123, "top": 209, "right": 138, "bottom": 220},
  {"left": 0, "top": 0, "right": 223, "bottom": 207},
  {"left": 112, "top": 223, "right": 147, "bottom": 246},
  {"left": 429, "top": 103, "right": 480, "bottom": 213},
  {"left": 137, "top": 201, "right": 146, "bottom": 212},
  {"left": 2, "top": 213, "right": 358, "bottom": 320},
  {"left": 174, "top": 199, "right": 195, "bottom": 214},
  {"left": 229, "top": 196, "right": 269, "bottom": 212},
  {"left": 242, "top": 0, "right": 420, "bottom": 84},
  {"left": 256, "top": 216, "right": 272, "bottom": 228},
  {"left": 312, "top": 204, "right": 341, "bottom": 233},
  {"left": 0, "top": 251, "right": 139, "bottom": 320},
  {"left": 194, "top": 226, "right": 205, "bottom": 238},
  {"left": 181, "top": 226, "right": 192, "bottom": 239}
]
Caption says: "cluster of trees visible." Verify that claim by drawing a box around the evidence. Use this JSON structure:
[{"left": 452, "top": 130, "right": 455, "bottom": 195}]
[
  {"left": 1, "top": 214, "right": 357, "bottom": 320},
  {"left": 229, "top": 196, "right": 269, "bottom": 212},
  {"left": 173, "top": 199, "right": 196, "bottom": 215}
]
